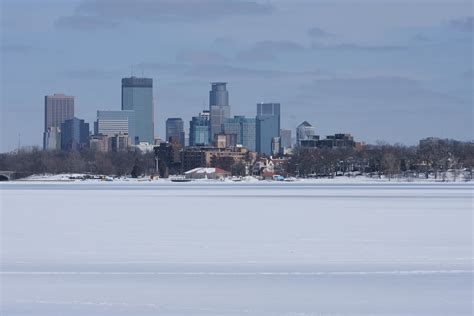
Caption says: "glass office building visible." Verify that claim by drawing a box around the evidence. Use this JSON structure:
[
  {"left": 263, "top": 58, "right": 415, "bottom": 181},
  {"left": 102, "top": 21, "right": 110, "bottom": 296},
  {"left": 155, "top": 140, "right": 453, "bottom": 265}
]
[
  {"left": 189, "top": 112, "right": 210, "bottom": 146},
  {"left": 222, "top": 115, "right": 256, "bottom": 151},
  {"left": 209, "top": 82, "right": 230, "bottom": 142},
  {"left": 60, "top": 117, "right": 90, "bottom": 151},
  {"left": 256, "top": 103, "right": 281, "bottom": 155},
  {"left": 121, "top": 76, "right": 154, "bottom": 143},
  {"left": 166, "top": 117, "right": 185, "bottom": 146}
]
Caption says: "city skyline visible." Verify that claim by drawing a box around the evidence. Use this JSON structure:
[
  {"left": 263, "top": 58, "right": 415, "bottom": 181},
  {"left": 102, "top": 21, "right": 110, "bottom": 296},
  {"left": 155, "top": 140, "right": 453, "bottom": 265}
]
[{"left": 1, "top": 0, "right": 473, "bottom": 152}]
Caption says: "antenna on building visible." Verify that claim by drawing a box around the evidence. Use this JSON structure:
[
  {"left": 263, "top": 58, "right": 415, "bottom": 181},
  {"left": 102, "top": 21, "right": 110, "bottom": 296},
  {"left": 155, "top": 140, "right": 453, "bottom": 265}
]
[
  {"left": 131, "top": 65, "right": 134, "bottom": 77},
  {"left": 18, "top": 133, "right": 21, "bottom": 151}
]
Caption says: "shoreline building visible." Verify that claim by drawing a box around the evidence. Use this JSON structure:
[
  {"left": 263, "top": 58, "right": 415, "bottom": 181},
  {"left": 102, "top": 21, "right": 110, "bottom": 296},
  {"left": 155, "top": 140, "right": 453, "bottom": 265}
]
[
  {"left": 296, "top": 121, "right": 316, "bottom": 146},
  {"left": 222, "top": 115, "right": 256, "bottom": 152},
  {"left": 43, "top": 93, "right": 74, "bottom": 150},
  {"left": 256, "top": 102, "right": 281, "bottom": 155},
  {"left": 189, "top": 111, "right": 210, "bottom": 146},
  {"left": 209, "top": 82, "right": 230, "bottom": 143},
  {"left": 121, "top": 76, "right": 154, "bottom": 144},
  {"left": 166, "top": 118, "right": 185, "bottom": 146}
]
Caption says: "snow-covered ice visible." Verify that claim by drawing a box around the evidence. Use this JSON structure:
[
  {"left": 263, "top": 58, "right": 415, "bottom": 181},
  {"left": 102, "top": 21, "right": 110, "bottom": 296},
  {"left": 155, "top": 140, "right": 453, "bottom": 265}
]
[{"left": 1, "top": 182, "right": 472, "bottom": 315}]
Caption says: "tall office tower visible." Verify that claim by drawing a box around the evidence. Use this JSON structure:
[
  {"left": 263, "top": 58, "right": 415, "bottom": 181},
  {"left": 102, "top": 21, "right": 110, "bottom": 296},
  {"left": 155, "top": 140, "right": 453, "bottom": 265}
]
[
  {"left": 209, "top": 82, "right": 230, "bottom": 143},
  {"left": 60, "top": 117, "right": 90, "bottom": 151},
  {"left": 256, "top": 103, "right": 281, "bottom": 155},
  {"left": 43, "top": 93, "right": 74, "bottom": 150},
  {"left": 121, "top": 76, "right": 154, "bottom": 144},
  {"left": 95, "top": 110, "right": 136, "bottom": 142},
  {"left": 280, "top": 129, "right": 292, "bottom": 149},
  {"left": 166, "top": 118, "right": 185, "bottom": 146},
  {"left": 222, "top": 115, "right": 256, "bottom": 151},
  {"left": 296, "top": 121, "right": 316, "bottom": 145},
  {"left": 43, "top": 127, "right": 61, "bottom": 151},
  {"left": 189, "top": 111, "right": 210, "bottom": 146}
]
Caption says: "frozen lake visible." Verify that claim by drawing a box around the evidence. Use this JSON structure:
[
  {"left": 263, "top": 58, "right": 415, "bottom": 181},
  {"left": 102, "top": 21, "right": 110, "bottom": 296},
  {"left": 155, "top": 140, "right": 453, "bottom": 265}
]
[{"left": 1, "top": 182, "right": 472, "bottom": 315}]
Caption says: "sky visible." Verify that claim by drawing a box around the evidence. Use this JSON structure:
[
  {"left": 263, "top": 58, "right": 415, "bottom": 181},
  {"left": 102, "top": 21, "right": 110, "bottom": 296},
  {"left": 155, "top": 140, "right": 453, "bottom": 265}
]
[{"left": 0, "top": 0, "right": 473, "bottom": 152}]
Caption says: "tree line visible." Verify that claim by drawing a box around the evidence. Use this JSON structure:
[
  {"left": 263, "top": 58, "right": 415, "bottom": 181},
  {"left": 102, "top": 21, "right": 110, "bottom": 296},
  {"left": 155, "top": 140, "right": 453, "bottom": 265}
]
[
  {"left": 287, "top": 140, "right": 474, "bottom": 180},
  {"left": 0, "top": 139, "right": 473, "bottom": 179}
]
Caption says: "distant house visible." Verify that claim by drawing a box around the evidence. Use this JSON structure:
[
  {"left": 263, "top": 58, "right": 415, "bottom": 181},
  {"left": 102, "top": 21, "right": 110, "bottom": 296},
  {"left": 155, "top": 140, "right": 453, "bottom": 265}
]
[{"left": 184, "top": 167, "right": 230, "bottom": 180}]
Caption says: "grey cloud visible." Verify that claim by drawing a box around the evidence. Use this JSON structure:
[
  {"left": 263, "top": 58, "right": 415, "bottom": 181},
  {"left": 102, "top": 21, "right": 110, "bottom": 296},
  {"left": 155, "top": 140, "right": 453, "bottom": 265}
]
[
  {"left": 135, "top": 61, "right": 325, "bottom": 79},
  {"left": 297, "top": 76, "right": 468, "bottom": 112},
  {"left": 311, "top": 42, "right": 404, "bottom": 52},
  {"left": 61, "top": 69, "right": 117, "bottom": 80},
  {"left": 448, "top": 16, "right": 474, "bottom": 32},
  {"left": 461, "top": 69, "right": 473, "bottom": 79},
  {"left": 55, "top": 15, "right": 119, "bottom": 30},
  {"left": 237, "top": 40, "right": 306, "bottom": 62},
  {"left": 307, "top": 27, "right": 331, "bottom": 38},
  {"left": 56, "top": 0, "right": 273, "bottom": 30},
  {"left": 413, "top": 34, "right": 430, "bottom": 42},
  {"left": 176, "top": 50, "right": 228, "bottom": 63},
  {"left": 1, "top": 44, "right": 35, "bottom": 53}
]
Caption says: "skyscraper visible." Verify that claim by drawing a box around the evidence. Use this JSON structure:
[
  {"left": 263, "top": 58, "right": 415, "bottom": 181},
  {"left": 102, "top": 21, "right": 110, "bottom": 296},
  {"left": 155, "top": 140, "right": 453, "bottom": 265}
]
[
  {"left": 166, "top": 118, "right": 185, "bottom": 146},
  {"left": 121, "top": 76, "right": 154, "bottom": 144},
  {"left": 95, "top": 110, "right": 136, "bottom": 142},
  {"left": 296, "top": 121, "right": 316, "bottom": 145},
  {"left": 256, "top": 103, "right": 281, "bottom": 155},
  {"left": 60, "top": 117, "right": 90, "bottom": 151},
  {"left": 209, "top": 82, "right": 230, "bottom": 143},
  {"left": 189, "top": 111, "right": 210, "bottom": 146},
  {"left": 222, "top": 116, "right": 256, "bottom": 151},
  {"left": 280, "top": 129, "right": 292, "bottom": 149},
  {"left": 43, "top": 93, "right": 74, "bottom": 150}
]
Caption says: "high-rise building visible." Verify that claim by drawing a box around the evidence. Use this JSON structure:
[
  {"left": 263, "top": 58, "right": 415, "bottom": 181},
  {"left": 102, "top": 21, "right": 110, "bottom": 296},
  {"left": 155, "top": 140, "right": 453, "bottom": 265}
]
[
  {"left": 43, "top": 127, "right": 61, "bottom": 151},
  {"left": 43, "top": 93, "right": 74, "bottom": 150},
  {"left": 209, "top": 82, "right": 230, "bottom": 143},
  {"left": 121, "top": 76, "right": 154, "bottom": 143},
  {"left": 280, "top": 129, "right": 292, "bottom": 149},
  {"left": 189, "top": 111, "right": 210, "bottom": 146},
  {"left": 256, "top": 103, "right": 281, "bottom": 155},
  {"left": 166, "top": 118, "right": 185, "bottom": 146},
  {"left": 296, "top": 121, "right": 316, "bottom": 145},
  {"left": 222, "top": 116, "right": 256, "bottom": 151},
  {"left": 60, "top": 117, "right": 90, "bottom": 151},
  {"left": 95, "top": 110, "right": 136, "bottom": 143}
]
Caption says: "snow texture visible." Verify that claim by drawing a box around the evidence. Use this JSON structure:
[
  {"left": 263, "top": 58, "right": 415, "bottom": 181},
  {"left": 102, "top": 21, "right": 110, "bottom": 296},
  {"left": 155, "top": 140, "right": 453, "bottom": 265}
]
[{"left": 1, "top": 182, "right": 472, "bottom": 315}]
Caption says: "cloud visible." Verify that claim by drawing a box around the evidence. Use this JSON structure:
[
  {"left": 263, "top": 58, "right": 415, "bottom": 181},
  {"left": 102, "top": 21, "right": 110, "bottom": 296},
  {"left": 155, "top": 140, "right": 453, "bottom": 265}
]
[
  {"left": 55, "top": 15, "right": 119, "bottom": 30},
  {"left": 135, "top": 61, "right": 325, "bottom": 79},
  {"left": 461, "top": 69, "right": 473, "bottom": 79},
  {"left": 311, "top": 42, "right": 404, "bottom": 52},
  {"left": 413, "top": 34, "right": 430, "bottom": 42},
  {"left": 1, "top": 44, "right": 35, "bottom": 53},
  {"left": 237, "top": 40, "right": 306, "bottom": 62},
  {"left": 61, "top": 69, "right": 116, "bottom": 80},
  {"left": 296, "top": 76, "right": 468, "bottom": 113},
  {"left": 307, "top": 27, "right": 331, "bottom": 38},
  {"left": 176, "top": 50, "right": 228, "bottom": 63},
  {"left": 448, "top": 16, "right": 474, "bottom": 32},
  {"left": 55, "top": 0, "right": 273, "bottom": 30}
]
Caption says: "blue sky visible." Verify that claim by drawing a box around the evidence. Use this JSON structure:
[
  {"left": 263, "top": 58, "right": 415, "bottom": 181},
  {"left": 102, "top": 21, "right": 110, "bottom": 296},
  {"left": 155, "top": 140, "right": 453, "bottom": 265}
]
[{"left": 1, "top": 0, "right": 472, "bottom": 152}]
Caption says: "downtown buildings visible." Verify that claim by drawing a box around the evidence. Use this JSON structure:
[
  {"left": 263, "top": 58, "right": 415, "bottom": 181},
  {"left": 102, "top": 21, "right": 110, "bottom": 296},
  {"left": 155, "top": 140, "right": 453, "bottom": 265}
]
[
  {"left": 121, "top": 76, "right": 154, "bottom": 144},
  {"left": 43, "top": 93, "right": 74, "bottom": 150},
  {"left": 166, "top": 118, "right": 185, "bottom": 146},
  {"left": 209, "top": 82, "right": 231, "bottom": 143},
  {"left": 256, "top": 102, "right": 281, "bottom": 155}
]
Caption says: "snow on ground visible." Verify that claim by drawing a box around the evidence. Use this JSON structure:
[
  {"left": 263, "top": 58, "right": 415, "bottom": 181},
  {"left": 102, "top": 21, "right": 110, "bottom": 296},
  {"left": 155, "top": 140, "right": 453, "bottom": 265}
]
[{"left": 0, "top": 182, "right": 472, "bottom": 315}]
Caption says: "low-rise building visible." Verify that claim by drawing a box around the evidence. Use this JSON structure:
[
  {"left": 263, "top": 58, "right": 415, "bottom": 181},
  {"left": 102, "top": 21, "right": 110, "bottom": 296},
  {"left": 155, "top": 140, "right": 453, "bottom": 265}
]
[{"left": 184, "top": 167, "right": 230, "bottom": 180}]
